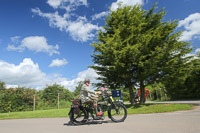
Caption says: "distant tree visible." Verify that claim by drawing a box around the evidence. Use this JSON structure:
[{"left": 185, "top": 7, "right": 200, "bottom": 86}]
[
  {"left": 0, "top": 81, "right": 6, "bottom": 90},
  {"left": 41, "top": 83, "right": 74, "bottom": 104},
  {"left": 90, "top": 3, "right": 193, "bottom": 104},
  {"left": 149, "top": 82, "right": 165, "bottom": 100},
  {"left": 74, "top": 81, "right": 84, "bottom": 97}
]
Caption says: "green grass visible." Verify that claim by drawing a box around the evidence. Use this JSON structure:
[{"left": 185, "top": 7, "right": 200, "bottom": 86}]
[
  {"left": 125, "top": 103, "right": 193, "bottom": 114},
  {"left": 0, "top": 104, "right": 193, "bottom": 120},
  {"left": 0, "top": 108, "right": 70, "bottom": 119}
]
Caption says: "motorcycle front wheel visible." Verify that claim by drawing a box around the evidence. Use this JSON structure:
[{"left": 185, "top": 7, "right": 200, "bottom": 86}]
[
  {"left": 69, "top": 107, "right": 88, "bottom": 124},
  {"left": 108, "top": 103, "right": 127, "bottom": 122}
]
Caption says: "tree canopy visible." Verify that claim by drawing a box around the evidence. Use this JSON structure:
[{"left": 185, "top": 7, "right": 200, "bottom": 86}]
[
  {"left": 90, "top": 3, "right": 193, "bottom": 104},
  {"left": 41, "top": 83, "right": 74, "bottom": 103}
]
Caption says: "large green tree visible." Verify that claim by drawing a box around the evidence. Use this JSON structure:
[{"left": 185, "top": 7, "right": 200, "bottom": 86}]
[
  {"left": 90, "top": 4, "right": 193, "bottom": 104},
  {"left": 41, "top": 83, "right": 74, "bottom": 104}
]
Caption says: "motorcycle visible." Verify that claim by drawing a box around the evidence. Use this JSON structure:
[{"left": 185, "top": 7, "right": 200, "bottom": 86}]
[{"left": 68, "top": 90, "right": 127, "bottom": 124}]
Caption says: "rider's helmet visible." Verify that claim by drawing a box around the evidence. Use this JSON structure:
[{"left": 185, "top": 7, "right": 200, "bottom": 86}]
[{"left": 84, "top": 78, "right": 90, "bottom": 83}]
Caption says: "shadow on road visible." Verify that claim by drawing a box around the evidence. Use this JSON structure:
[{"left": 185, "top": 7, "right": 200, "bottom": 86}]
[{"left": 64, "top": 120, "right": 115, "bottom": 126}]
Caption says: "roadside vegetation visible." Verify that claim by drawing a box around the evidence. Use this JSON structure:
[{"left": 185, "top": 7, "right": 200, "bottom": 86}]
[
  {"left": 0, "top": 83, "right": 74, "bottom": 113},
  {"left": 0, "top": 103, "right": 193, "bottom": 120}
]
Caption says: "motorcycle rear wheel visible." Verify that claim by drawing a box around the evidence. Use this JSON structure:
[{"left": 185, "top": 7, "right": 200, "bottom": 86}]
[{"left": 69, "top": 107, "right": 88, "bottom": 124}]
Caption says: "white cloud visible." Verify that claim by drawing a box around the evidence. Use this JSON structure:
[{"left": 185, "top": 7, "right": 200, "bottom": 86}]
[
  {"left": 111, "top": 0, "right": 144, "bottom": 11},
  {"left": 7, "top": 44, "right": 24, "bottom": 52},
  {"left": 11, "top": 36, "right": 20, "bottom": 44},
  {"left": 7, "top": 36, "right": 60, "bottom": 56},
  {"left": 0, "top": 58, "right": 100, "bottom": 91},
  {"left": 32, "top": 0, "right": 100, "bottom": 42},
  {"left": 47, "top": 0, "right": 63, "bottom": 8},
  {"left": 57, "top": 68, "right": 100, "bottom": 91},
  {"left": 32, "top": 8, "right": 69, "bottom": 31},
  {"left": 184, "top": 48, "right": 200, "bottom": 60},
  {"left": 0, "top": 58, "right": 47, "bottom": 87},
  {"left": 195, "top": 48, "right": 200, "bottom": 54},
  {"left": 92, "top": 11, "right": 110, "bottom": 20},
  {"left": 49, "top": 58, "right": 68, "bottom": 67},
  {"left": 7, "top": 36, "right": 22, "bottom": 51},
  {"left": 32, "top": 8, "right": 100, "bottom": 42},
  {"left": 47, "top": 0, "right": 87, "bottom": 9},
  {"left": 178, "top": 13, "right": 200, "bottom": 41},
  {"left": 67, "top": 16, "right": 100, "bottom": 42}
]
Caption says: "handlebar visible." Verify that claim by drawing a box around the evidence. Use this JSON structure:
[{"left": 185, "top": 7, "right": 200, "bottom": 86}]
[{"left": 98, "top": 90, "right": 111, "bottom": 98}]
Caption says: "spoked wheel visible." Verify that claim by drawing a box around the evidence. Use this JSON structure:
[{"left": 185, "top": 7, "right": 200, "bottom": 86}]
[
  {"left": 108, "top": 103, "right": 127, "bottom": 122},
  {"left": 69, "top": 107, "right": 88, "bottom": 124}
]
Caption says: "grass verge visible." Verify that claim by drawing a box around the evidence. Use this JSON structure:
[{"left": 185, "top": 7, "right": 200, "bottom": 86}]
[
  {"left": 0, "top": 104, "right": 193, "bottom": 120},
  {"left": 125, "top": 103, "right": 193, "bottom": 114}
]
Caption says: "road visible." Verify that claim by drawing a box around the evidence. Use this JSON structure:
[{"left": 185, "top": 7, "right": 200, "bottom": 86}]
[
  {"left": 146, "top": 100, "right": 200, "bottom": 106},
  {"left": 0, "top": 106, "right": 200, "bottom": 133}
]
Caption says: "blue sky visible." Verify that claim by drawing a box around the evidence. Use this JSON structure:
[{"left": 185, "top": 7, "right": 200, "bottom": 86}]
[{"left": 0, "top": 0, "right": 199, "bottom": 91}]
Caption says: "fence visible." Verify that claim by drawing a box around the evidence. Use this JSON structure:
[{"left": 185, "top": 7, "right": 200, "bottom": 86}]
[
  {"left": 0, "top": 91, "right": 73, "bottom": 113},
  {"left": 32, "top": 93, "right": 72, "bottom": 111}
]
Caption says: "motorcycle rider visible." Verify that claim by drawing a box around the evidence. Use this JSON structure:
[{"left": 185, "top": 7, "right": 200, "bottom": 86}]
[{"left": 80, "top": 78, "right": 104, "bottom": 116}]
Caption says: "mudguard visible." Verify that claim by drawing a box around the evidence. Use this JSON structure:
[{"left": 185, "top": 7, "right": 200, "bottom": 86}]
[
  {"left": 108, "top": 102, "right": 124, "bottom": 118},
  {"left": 68, "top": 106, "right": 73, "bottom": 115}
]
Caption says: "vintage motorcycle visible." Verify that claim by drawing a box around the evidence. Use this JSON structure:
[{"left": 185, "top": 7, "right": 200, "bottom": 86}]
[{"left": 68, "top": 90, "right": 127, "bottom": 124}]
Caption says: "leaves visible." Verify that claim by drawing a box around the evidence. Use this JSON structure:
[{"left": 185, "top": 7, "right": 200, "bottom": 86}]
[
  {"left": 0, "top": 84, "right": 74, "bottom": 112},
  {"left": 90, "top": 3, "right": 195, "bottom": 103},
  {"left": 0, "top": 87, "right": 36, "bottom": 112}
]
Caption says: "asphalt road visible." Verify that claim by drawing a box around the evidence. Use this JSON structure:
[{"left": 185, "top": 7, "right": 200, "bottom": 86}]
[
  {"left": 146, "top": 100, "right": 200, "bottom": 106},
  {"left": 0, "top": 106, "right": 200, "bottom": 133}
]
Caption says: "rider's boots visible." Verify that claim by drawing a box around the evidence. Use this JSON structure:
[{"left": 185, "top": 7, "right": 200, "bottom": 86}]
[
  {"left": 93, "top": 111, "right": 104, "bottom": 120},
  {"left": 96, "top": 112, "right": 104, "bottom": 116}
]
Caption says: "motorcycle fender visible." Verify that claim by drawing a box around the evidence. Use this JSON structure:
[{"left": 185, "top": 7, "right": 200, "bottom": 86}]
[
  {"left": 68, "top": 107, "right": 73, "bottom": 115},
  {"left": 108, "top": 111, "right": 111, "bottom": 118},
  {"left": 108, "top": 103, "right": 114, "bottom": 118}
]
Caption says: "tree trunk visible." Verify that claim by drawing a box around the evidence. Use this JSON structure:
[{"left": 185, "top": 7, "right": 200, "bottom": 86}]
[
  {"left": 139, "top": 81, "right": 146, "bottom": 104},
  {"left": 128, "top": 84, "right": 135, "bottom": 105}
]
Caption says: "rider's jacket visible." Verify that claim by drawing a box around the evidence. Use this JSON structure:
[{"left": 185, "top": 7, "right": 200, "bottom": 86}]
[{"left": 79, "top": 84, "right": 97, "bottom": 103}]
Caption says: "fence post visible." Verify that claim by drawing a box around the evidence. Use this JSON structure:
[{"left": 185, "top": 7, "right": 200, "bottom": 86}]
[
  {"left": 58, "top": 93, "right": 60, "bottom": 109},
  {"left": 160, "top": 88, "right": 162, "bottom": 100},
  {"left": 149, "top": 91, "right": 152, "bottom": 99},
  {"left": 165, "top": 93, "right": 167, "bottom": 100},
  {"left": 33, "top": 94, "right": 36, "bottom": 111}
]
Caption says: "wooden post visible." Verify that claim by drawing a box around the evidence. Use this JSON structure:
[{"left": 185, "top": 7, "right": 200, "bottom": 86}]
[
  {"left": 33, "top": 94, "right": 36, "bottom": 111},
  {"left": 155, "top": 90, "right": 158, "bottom": 100},
  {"left": 149, "top": 91, "right": 152, "bottom": 99},
  {"left": 160, "top": 88, "right": 162, "bottom": 100},
  {"left": 165, "top": 93, "right": 167, "bottom": 100},
  {"left": 58, "top": 93, "right": 59, "bottom": 109},
  {"left": 9, "top": 103, "right": 11, "bottom": 113}
]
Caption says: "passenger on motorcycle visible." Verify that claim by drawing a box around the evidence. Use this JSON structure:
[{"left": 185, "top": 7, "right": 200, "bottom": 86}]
[{"left": 79, "top": 78, "right": 103, "bottom": 116}]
